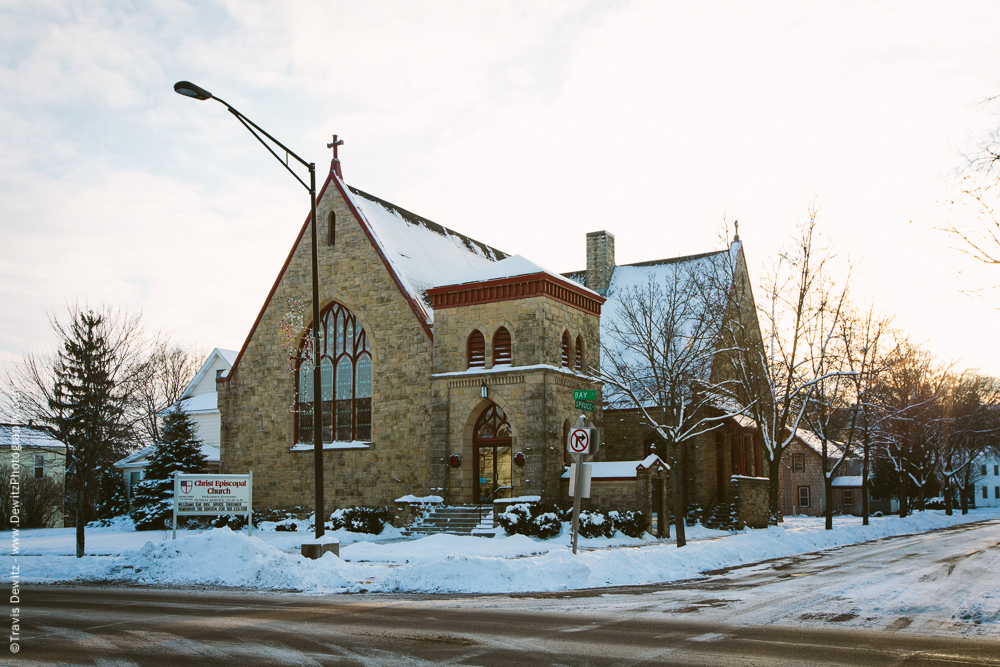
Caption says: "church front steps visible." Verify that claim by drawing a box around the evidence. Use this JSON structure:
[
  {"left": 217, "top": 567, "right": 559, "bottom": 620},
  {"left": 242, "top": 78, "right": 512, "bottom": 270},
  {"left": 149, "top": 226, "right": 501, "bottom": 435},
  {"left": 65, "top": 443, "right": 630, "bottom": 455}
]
[{"left": 401, "top": 505, "right": 496, "bottom": 538}]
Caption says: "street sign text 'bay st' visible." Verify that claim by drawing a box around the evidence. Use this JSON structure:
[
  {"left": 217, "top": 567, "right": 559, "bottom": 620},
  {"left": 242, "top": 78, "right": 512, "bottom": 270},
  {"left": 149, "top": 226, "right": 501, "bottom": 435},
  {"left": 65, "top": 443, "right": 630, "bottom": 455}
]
[{"left": 573, "top": 389, "right": 596, "bottom": 412}]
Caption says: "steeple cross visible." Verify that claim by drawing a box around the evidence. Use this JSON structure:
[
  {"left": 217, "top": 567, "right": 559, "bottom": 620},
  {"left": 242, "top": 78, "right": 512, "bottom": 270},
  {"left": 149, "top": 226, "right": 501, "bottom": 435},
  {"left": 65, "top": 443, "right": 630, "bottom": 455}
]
[{"left": 327, "top": 134, "right": 344, "bottom": 160}]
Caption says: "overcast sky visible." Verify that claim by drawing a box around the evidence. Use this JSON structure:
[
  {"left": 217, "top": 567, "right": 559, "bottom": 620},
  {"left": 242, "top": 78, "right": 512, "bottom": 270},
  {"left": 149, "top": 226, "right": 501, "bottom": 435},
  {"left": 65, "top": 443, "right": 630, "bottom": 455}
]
[{"left": 2, "top": 0, "right": 999, "bottom": 378}]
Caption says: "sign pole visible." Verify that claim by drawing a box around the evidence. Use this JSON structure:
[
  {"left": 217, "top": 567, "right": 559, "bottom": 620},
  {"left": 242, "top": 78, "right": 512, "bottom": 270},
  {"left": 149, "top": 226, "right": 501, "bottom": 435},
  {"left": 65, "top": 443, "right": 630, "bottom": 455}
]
[
  {"left": 171, "top": 472, "right": 178, "bottom": 540},
  {"left": 571, "top": 451, "right": 584, "bottom": 555}
]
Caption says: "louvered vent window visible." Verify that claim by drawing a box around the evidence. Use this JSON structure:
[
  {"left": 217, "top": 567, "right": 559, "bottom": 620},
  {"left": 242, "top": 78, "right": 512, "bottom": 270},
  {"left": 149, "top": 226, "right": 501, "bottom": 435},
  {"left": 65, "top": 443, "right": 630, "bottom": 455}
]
[
  {"left": 468, "top": 330, "right": 486, "bottom": 368},
  {"left": 575, "top": 336, "right": 583, "bottom": 372},
  {"left": 561, "top": 331, "right": 570, "bottom": 367},
  {"left": 493, "top": 327, "right": 511, "bottom": 365}
]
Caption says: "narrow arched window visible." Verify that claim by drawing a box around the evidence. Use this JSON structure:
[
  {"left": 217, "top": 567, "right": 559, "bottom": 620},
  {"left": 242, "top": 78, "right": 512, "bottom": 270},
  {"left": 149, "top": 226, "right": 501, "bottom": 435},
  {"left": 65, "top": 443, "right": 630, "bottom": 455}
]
[
  {"left": 575, "top": 335, "right": 584, "bottom": 372},
  {"left": 468, "top": 330, "right": 485, "bottom": 368},
  {"left": 296, "top": 301, "right": 372, "bottom": 443},
  {"left": 493, "top": 327, "right": 511, "bottom": 365},
  {"left": 561, "top": 331, "right": 570, "bottom": 367},
  {"left": 328, "top": 210, "right": 336, "bottom": 246}
]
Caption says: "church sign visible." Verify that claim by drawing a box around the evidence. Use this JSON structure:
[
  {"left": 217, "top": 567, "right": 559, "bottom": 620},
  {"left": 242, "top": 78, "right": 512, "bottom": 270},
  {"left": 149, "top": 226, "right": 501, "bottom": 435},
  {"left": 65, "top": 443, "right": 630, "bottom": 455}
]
[{"left": 172, "top": 473, "right": 253, "bottom": 538}]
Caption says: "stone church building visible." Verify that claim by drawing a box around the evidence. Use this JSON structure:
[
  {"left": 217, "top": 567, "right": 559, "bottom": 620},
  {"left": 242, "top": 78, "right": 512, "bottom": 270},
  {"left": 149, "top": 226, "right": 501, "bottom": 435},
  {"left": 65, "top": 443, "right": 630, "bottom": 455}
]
[{"left": 218, "top": 157, "right": 765, "bottom": 518}]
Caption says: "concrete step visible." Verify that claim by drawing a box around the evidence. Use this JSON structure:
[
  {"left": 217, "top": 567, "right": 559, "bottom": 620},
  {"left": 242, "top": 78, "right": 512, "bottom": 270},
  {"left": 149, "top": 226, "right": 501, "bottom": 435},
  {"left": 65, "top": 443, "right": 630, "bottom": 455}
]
[{"left": 405, "top": 505, "right": 494, "bottom": 537}]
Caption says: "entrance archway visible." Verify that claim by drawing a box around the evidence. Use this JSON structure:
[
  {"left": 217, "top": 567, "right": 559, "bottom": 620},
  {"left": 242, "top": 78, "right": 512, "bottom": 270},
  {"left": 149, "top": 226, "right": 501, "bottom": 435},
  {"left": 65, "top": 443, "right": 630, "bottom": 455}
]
[{"left": 473, "top": 403, "right": 513, "bottom": 502}]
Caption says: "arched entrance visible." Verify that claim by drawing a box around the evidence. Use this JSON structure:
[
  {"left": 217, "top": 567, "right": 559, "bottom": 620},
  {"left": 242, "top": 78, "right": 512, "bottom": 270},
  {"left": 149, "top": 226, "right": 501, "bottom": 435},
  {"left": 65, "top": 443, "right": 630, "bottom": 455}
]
[{"left": 473, "top": 403, "right": 513, "bottom": 502}]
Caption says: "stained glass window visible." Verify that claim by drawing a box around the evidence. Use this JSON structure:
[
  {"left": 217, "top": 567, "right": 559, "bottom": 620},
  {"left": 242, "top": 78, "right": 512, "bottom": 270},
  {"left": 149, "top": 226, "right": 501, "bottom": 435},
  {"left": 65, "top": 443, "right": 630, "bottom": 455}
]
[{"left": 297, "top": 301, "right": 372, "bottom": 443}]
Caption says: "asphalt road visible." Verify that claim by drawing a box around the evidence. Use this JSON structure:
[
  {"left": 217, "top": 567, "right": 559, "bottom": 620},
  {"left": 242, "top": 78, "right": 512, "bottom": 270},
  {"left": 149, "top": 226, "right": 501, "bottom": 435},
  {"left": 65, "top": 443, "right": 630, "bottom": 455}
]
[{"left": 12, "top": 519, "right": 1000, "bottom": 666}]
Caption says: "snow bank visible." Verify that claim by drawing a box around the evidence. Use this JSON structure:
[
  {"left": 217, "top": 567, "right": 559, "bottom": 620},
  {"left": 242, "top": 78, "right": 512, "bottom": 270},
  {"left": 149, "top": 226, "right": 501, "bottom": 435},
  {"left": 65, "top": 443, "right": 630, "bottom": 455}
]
[
  {"left": 4, "top": 509, "right": 998, "bottom": 595},
  {"left": 108, "top": 528, "right": 367, "bottom": 590}
]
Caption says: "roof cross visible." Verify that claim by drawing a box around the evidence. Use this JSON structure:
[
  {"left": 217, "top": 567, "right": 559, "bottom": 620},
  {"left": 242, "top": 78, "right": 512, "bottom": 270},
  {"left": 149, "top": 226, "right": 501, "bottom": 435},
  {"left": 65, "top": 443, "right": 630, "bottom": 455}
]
[{"left": 327, "top": 134, "right": 344, "bottom": 160}]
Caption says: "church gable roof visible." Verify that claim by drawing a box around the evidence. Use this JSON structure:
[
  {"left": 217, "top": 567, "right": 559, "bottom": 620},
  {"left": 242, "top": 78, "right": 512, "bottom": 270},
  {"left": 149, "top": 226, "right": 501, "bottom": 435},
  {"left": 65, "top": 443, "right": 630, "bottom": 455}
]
[
  {"left": 573, "top": 242, "right": 744, "bottom": 409},
  {"left": 223, "top": 169, "right": 507, "bottom": 381},
  {"left": 342, "top": 185, "right": 508, "bottom": 322}
]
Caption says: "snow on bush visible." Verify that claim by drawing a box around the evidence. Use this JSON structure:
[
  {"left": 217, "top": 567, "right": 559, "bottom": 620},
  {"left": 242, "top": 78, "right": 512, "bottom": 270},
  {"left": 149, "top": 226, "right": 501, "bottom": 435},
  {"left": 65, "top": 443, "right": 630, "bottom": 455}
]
[
  {"left": 497, "top": 503, "right": 561, "bottom": 539},
  {"left": 329, "top": 507, "right": 394, "bottom": 534},
  {"left": 578, "top": 510, "right": 614, "bottom": 539},
  {"left": 610, "top": 510, "right": 647, "bottom": 538}
]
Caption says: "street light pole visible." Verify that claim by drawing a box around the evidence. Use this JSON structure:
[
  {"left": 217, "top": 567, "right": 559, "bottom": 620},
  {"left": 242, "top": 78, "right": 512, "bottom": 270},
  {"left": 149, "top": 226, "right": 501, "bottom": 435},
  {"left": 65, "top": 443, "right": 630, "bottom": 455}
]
[{"left": 174, "top": 81, "right": 326, "bottom": 540}]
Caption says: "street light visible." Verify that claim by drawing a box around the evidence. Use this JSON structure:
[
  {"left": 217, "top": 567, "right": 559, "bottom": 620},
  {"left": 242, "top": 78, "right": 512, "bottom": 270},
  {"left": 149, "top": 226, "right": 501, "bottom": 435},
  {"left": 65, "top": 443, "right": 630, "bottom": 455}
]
[{"left": 173, "top": 80, "right": 327, "bottom": 541}]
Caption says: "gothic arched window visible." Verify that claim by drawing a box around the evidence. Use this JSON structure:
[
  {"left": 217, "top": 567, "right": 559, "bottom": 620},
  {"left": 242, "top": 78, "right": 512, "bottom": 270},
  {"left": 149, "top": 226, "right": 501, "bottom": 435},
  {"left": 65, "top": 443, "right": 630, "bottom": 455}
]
[
  {"left": 468, "top": 330, "right": 485, "bottom": 368},
  {"left": 493, "top": 327, "right": 511, "bottom": 365},
  {"left": 561, "top": 331, "right": 570, "bottom": 367},
  {"left": 297, "top": 302, "right": 372, "bottom": 443},
  {"left": 575, "top": 335, "right": 584, "bottom": 372}
]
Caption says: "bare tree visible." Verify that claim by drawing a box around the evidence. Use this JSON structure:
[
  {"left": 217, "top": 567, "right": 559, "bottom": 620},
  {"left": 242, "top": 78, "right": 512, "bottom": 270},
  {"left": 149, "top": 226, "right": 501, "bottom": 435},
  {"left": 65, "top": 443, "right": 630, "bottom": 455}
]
[
  {"left": 597, "top": 243, "right": 745, "bottom": 546},
  {"left": 801, "top": 271, "right": 854, "bottom": 531},
  {"left": 934, "top": 372, "right": 1000, "bottom": 515},
  {"left": 135, "top": 343, "right": 204, "bottom": 445},
  {"left": 724, "top": 208, "right": 851, "bottom": 522},
  {"left": 875, "top": 343, "right": 948, "bottom": 517},
  {"left": 838, "top": 303, "right": 895, "bottom": 525}
]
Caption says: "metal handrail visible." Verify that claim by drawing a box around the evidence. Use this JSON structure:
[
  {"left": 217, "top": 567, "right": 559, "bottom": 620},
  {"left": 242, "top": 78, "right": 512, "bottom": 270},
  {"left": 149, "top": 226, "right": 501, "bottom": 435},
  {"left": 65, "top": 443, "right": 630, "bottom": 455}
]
[{"left": 477, "top": 486, "right": 513, "bottom": 522}]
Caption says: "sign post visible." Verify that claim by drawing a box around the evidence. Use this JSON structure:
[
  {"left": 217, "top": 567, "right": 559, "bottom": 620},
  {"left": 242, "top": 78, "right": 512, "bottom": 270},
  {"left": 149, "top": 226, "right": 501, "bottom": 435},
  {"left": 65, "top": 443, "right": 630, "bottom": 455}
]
[
  {"left": 172, "top": 473, "right": 253, "bottom": 539},
  {"left": 567, "top": 415, "right": 599, "bottom": 555}
]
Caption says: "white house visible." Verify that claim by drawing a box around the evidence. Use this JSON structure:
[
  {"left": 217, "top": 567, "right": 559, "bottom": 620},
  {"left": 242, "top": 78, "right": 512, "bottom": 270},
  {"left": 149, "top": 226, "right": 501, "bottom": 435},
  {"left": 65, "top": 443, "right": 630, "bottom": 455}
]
[
  {"left": 973, "top": 452, "right": 1000, "bottom": 508},
  {"left": 114, "top": 348, "right": 236, "bottom": 501}
]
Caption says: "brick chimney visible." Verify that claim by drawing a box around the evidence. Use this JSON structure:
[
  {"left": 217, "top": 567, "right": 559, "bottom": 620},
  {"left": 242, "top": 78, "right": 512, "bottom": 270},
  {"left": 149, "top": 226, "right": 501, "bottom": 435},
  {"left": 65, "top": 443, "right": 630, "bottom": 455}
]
[{"left": 586, "top": 230, "right": 615, "bottom": 296}]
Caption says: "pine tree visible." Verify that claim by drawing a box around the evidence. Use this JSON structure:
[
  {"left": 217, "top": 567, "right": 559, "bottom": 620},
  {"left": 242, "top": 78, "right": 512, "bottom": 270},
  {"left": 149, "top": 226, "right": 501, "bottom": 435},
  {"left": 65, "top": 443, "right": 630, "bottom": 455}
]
[
  {"left": 49, "top": 308, "right": 134, "bottom": 557},
  {"left": 131, "top": 404, "right": 208, "bottom": 530},
  {"left": 96, "top": 469, "right": 128, "bottom": 520}
]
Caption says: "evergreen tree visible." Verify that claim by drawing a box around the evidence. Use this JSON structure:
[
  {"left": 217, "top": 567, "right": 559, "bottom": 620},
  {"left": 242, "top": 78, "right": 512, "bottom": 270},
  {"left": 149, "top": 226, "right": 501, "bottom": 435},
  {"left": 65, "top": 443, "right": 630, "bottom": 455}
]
[
  {"left": 96, "top": 469, "right": 128, "bottom": 520},
  {"left": 131, "top": 405, "right": 208, "bottom": 530},
  {"left": 49, "top": 308, "right": 136, "bottom": 557}
]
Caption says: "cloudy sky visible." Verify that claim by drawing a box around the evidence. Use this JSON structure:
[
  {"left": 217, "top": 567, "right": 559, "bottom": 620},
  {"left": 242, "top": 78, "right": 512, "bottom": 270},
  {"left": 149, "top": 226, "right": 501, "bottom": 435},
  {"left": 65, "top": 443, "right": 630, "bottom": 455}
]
[{"left": 2, "top": 0, "right": 999, "bottom": 377}]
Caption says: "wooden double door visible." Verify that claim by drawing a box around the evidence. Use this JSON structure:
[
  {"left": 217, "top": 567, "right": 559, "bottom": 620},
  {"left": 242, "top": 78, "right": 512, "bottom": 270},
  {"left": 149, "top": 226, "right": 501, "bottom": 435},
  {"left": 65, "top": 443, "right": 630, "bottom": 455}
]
[{"left": 474, "top": 404, "right": 513, "bottom": 502}]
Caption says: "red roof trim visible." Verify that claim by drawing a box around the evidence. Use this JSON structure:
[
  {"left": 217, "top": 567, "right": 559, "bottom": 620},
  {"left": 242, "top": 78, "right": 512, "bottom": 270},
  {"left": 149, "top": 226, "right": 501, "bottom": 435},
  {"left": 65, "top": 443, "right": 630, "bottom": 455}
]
[
  {"left": 426, "top": 272, "right": 605, "bottom": 316},
  {"left": 328, "top": 177, "right": 434, "bottom": 341}
]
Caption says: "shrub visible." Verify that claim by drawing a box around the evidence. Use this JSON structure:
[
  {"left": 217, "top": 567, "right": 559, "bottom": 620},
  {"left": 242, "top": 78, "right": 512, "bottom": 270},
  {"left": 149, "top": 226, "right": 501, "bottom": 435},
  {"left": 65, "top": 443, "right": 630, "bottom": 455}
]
[
  {"left": 578, "top": 510, "right": 615, "bottom": 538},
  {"left": 610, "top": 510, "right": 646, "bottom": 538},
  {"left": 329, "top": 506, "right": 393, "bottom": 534},
  {"left": 497, "top": 503, "right": 561, "bottom": 539}
]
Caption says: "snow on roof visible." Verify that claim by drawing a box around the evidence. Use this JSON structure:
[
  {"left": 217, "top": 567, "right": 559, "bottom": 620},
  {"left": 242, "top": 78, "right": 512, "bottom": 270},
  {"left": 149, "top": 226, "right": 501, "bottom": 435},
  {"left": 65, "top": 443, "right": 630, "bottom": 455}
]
[
  {"left": 590, "top": 246, "right": 739, "bottom": 409},
  {"left": 559, "top": 456, "right": 668, "bottom": 480},
  {"left": 176, "top": 393, "right": 217, "bottom": 414},
  {"left": 0, "top": 424, "right": 66, "bottom": 449},
  {"left": 394, "top": 495, "right": 444, "bottom": 504},
  {"left": 435, "top": 254, "right": 601, "bottom": 297},
  {"left": 832, "top": 476, "right": 864, "bottom": 487},
  {"left": 114, "top": 442, "right": 220, "bottom": 468},
  {"left": 793, "top": 429, "right": 845, "bottom": 457},
  {"left": 344, "top": 186, "right": 508, "bottom": 322}
]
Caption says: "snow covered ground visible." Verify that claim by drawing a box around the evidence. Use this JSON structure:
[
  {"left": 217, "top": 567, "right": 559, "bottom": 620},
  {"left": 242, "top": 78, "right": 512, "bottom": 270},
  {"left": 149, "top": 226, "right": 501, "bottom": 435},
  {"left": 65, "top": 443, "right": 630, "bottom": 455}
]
[{"left": 4, "top": 509, "right": 999, "bottom": 604}]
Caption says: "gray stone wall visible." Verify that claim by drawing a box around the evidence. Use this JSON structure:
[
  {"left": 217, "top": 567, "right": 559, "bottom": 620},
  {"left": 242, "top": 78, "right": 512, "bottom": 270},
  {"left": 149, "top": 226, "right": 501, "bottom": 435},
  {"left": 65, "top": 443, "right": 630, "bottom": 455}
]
[
  {"left": 733, "top": 475, "right": 769, "bottom": 529},
  {"left": 218, "top": 180, "right": 436, "bottom": 513}
]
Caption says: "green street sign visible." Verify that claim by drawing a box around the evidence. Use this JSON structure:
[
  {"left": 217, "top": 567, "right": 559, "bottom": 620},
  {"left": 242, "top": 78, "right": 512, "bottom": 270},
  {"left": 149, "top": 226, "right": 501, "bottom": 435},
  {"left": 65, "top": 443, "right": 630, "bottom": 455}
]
[
  {"left": 575, "top": 399, "right": 595, "bottom": 411},
  {"left": 573, "top": 390, "right": 597, "bottom": 402}
]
